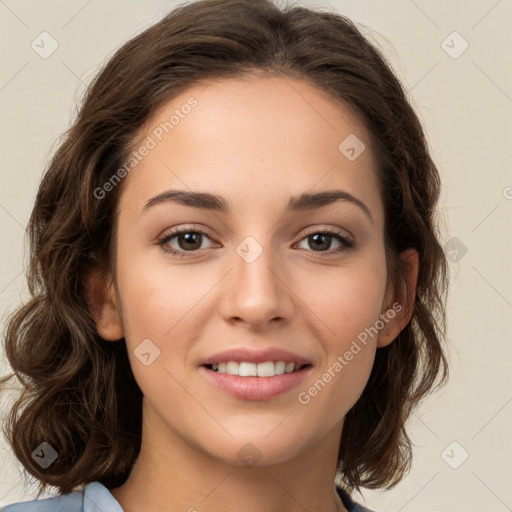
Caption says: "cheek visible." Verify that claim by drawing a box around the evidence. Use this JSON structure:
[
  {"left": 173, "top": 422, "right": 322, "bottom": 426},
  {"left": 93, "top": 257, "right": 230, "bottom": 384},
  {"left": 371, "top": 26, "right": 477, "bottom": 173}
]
[
  {"left": 114, "top": 251, "right": 220, "bottom": 392},
  {"left": 294, "top": 284, "right": 381, "bottom": 434},
  {"left": 291, "top": 259, "right": 386, "bottom": 414},
  {"left": 115, "top": 267, "right": 197, "bottom": 403},
  {"left": 116, "top": 249, "right": 201, "bottom": 336},
  {"left": 293, "top": 256, "right": 387, "bottom": 343}
]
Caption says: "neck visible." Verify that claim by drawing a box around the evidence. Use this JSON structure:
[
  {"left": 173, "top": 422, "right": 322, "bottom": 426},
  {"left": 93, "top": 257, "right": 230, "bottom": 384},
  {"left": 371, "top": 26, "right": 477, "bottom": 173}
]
[{"left": 109, "top": 402, "right": 349, "bottom": 512}]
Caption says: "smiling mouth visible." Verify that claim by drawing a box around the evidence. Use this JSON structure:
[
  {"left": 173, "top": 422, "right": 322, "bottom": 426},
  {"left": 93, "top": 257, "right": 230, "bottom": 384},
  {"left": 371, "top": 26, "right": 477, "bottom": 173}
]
[{"left": 203, "top": 361, "right": 312, "bottom": 377}]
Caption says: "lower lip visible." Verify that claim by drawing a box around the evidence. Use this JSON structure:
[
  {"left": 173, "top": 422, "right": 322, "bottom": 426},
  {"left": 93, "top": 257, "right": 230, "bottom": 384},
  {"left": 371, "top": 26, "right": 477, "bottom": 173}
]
[{"left": 199, "top": 365, "right": 312, "bottom": 401}]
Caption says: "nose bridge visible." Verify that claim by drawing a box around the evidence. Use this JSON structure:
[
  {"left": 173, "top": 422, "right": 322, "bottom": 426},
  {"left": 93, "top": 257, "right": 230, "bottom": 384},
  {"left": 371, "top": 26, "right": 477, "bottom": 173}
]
[
  {"left": 233, "top": 233, "right": 280, "bottom": 295},
  {"left": 221, "top": 231, "right": 292, "bottom": 325}
]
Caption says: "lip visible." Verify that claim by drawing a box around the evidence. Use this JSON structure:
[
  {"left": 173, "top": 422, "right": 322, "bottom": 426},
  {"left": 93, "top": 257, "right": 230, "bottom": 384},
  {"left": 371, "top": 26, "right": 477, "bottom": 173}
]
[
  {"left": 199, "top": 364, "right": 313, "bottom": 401},
  {"left": 199, "top": 347, "right": 312, "bottom": 366}
]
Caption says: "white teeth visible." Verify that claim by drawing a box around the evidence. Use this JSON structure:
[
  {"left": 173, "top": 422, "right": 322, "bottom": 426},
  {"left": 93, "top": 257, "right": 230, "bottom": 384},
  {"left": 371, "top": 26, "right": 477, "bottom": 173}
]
[
  {"left": 275, "top": 361, "right": 286, "bottom": 375},
  {"left": 211, "top": 360, "right": 306, "bottom": 377},
  {"left": 226, "top": 361, "right": 239, "bottom": 375},
  {"left": 257, "top": 361, "right": 275, "bottom": 377},
  {"left": 238, "top": 362, "right": 257, "bottom": 376}
]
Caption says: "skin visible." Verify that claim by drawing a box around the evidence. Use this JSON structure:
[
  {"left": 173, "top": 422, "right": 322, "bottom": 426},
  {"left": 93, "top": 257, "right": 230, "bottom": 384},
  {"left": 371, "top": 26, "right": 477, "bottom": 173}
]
[{"left": 86, "top": 74, "right": 418, "bottom": 512}]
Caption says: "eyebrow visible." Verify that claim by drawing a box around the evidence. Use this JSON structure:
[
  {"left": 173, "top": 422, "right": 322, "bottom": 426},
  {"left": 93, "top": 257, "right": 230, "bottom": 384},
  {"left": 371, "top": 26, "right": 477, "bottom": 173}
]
[{"left": 143, "top": 188, "right": 373, "bottom": 224}]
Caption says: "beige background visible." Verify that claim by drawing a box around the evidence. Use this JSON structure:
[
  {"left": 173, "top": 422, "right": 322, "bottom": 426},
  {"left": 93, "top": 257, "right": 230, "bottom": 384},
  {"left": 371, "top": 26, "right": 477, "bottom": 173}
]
[{"left": 1, "top": 1, "right": 511, "bottom": 511}]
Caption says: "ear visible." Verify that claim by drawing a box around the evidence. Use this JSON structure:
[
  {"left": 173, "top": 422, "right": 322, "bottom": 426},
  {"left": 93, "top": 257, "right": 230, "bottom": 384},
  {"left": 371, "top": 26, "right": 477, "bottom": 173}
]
[
  {"left": 376, "top": 248, "right": 419, "bottom": 348},
  {"left": 83, "top": 267, "right": 124, "bottom": 341}
]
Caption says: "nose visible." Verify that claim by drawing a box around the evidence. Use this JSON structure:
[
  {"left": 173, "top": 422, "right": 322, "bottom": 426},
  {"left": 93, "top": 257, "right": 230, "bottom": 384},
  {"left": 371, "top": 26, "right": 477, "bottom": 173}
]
[{"left": 218, "top": 237, "right": 295, "bottom": 330}]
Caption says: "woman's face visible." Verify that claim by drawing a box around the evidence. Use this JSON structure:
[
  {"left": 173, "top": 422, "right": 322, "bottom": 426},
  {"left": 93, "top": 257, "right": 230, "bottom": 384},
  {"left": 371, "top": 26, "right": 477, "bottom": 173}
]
[{"left": 106, "top": 74, "right": 401, "bottom": 466}]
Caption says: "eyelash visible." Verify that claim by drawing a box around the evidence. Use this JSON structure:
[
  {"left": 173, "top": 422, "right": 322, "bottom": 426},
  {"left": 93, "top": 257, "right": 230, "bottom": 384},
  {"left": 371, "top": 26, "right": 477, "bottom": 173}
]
[{"left": 156, "top": 225, "right": 356, "bottom": 259}]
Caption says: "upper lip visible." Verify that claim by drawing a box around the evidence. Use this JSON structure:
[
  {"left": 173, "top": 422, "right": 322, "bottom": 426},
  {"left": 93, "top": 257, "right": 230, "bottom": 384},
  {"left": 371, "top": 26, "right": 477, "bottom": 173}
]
[{"left": 200, "top": 347, "right": 313, "bottom": 366}]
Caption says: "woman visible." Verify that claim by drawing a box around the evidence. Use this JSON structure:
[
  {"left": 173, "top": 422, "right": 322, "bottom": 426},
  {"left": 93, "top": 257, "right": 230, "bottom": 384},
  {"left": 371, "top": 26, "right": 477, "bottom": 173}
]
[{"left": 1, "top": 0, "right": 449, "bottom": 510}]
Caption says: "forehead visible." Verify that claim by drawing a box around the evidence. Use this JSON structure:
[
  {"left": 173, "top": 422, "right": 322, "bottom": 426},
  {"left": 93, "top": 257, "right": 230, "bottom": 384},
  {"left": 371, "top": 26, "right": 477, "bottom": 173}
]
[{"left": 119, "top": 74, "right": 383, "bottom": 225}]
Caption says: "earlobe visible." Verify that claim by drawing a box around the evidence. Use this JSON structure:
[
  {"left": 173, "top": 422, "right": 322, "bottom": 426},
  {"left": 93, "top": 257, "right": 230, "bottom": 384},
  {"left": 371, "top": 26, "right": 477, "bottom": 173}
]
[
  {"left": 83, "top": 267, "right": 124, "bottom": 341},
  {"left": 377, "top": 248, "right": 419, "bottom": 348}
]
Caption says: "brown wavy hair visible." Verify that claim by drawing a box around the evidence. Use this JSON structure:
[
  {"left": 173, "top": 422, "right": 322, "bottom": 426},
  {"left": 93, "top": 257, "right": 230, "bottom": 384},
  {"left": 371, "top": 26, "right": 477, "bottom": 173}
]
[{"left": 1, "top": 0, "right": 449, "bottom": 501}]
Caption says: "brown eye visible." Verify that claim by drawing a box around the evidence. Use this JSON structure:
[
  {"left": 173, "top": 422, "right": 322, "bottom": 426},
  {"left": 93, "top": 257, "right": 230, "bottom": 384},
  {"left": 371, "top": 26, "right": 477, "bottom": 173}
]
[
  {"left": 307, "top": 233, "right": 335, "bottom": 251},
  {"left": 174, "top": 232, "right": 204, "bottom": 251},
  {"left": 296, "top": 229, "right": 355, "bottom": 254},
  {"left": 157, "top": 226, "right": 217, "bottom": 258}
]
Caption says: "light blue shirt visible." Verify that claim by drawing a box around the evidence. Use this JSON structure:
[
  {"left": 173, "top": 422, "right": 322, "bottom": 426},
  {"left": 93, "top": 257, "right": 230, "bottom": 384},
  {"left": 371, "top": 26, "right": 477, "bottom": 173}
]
[
  {"left": 0, "top": 482, "right": 123, "bottom": 512},
  {"left": 1, "top": 481, "right": 375, "bottom": 511}
]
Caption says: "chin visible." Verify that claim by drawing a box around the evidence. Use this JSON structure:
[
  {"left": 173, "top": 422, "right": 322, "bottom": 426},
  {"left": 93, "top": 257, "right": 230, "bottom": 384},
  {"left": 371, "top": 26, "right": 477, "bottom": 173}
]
[{"left": 196, "top": 430, "right": 313, "bottom": 468}]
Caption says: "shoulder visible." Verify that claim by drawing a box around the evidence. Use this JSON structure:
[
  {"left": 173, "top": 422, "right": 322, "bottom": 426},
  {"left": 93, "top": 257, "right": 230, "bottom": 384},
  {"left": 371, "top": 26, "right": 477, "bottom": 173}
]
[
  {"left": 336, "top": 484, "right": 377, "bottom": 512},
  {"left": 1, "top": 482, "right": 124, "bottom": 512},
  {"left": 0, "top": 489, "right": 83, "bottom": 511}
]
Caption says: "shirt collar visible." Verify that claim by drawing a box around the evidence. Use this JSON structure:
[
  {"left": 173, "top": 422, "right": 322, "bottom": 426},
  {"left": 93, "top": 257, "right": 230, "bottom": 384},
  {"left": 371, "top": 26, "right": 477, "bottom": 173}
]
[{"left": 83, "top": 482, "right": 124, "bottom": 512}]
